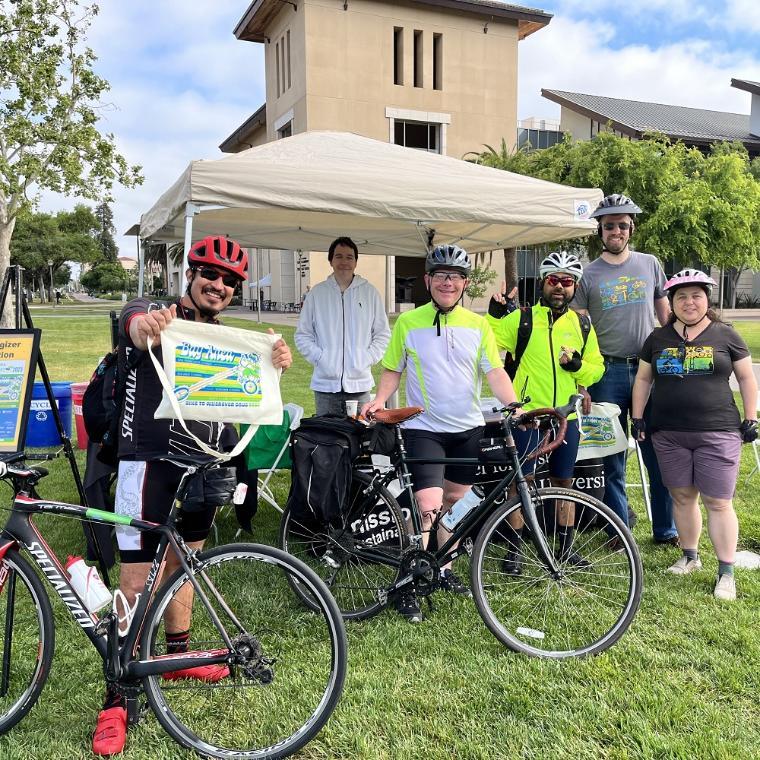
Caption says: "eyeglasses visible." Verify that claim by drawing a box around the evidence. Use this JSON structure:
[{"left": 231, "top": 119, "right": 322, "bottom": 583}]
[
  {"left": 430, "top": 272, "right": 467, "bottom": 283},
  {"left": 602, "top": 222, "right": 632, "bottom": 231},
  {"left": 545, "top": 274, "right": 576, "bottom": 287},
  {"left": 196, "top": 267, "right": 239, "bottom": 288}
]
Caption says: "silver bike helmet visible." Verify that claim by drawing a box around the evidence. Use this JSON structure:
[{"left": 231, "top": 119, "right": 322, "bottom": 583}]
[
  {"left": 425, "top": 244, "right": 472, "bottom": 275},
  {"left": 589, "top": 193, "right": 642, "bottom": 218}
]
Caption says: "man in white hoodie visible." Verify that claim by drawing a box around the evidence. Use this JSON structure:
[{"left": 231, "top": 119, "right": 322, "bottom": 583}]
[{"left": 295, "top": 237, "right": 391, "bottom": 415}]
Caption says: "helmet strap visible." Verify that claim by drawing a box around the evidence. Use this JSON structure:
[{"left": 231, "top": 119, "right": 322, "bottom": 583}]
[{"left": 427, "top": 281, "right": 462, "bottom": 336}]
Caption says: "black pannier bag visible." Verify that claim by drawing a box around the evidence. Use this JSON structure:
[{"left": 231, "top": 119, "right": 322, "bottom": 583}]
[{"left": 285, "top": 415, "right": 365, "bottom": 526}]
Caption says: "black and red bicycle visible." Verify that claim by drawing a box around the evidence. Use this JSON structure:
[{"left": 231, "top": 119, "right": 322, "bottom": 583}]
[{"left": 0, "top": 457, "right": 346, "bottom": 759}]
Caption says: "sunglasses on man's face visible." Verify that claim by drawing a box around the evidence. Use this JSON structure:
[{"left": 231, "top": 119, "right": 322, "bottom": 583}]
[
  {"left": 196, "top": 267, "right": 239, "bottom": 288},
  {"left": 545, "top": 274, "right": 576, "bottom": 287},
  {"left": 602, "top": 222, "right": 632, "bottom": 231}
]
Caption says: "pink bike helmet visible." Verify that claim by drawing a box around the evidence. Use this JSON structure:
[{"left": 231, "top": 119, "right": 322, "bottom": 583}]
[{"left": 664, "top": 268, "right": 716, "bottom": 297}]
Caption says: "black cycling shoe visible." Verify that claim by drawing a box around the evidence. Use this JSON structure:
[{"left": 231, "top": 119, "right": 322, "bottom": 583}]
[
  {"left": 501, "top": 550, "right": 523, "bottom": 576},
  {"left": 439, "top": 569, "right": 472, "bottom": 597},
  {"left": 395, "top": 592, "right": 423, "bottom": 623}
]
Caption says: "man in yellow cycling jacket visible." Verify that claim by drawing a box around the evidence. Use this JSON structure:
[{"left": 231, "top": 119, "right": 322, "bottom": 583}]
[{"left": 486, "top": 251, "right": 605, "bottom": 570}]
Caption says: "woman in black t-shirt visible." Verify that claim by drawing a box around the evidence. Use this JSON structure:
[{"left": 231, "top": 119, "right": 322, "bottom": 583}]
[{"left": 631, "top": 269, "right": 758, "bottom": 602}]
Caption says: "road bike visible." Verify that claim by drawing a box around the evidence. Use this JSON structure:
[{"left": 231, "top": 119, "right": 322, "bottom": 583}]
[
  {"left": 0, "top": 457, "right": 347, "bottom": 758},
  {"left": 280, "top": 397, "right": 642, "bottom": 659}
]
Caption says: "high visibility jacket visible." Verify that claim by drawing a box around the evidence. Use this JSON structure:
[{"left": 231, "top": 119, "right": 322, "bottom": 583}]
[{"left": 486, "top": 303, "right": 604, "bottom": 411}]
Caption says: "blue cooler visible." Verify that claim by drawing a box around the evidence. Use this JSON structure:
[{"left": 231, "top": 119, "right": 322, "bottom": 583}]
[{"left": 25, "top": 382, "right": 73, "bottom": 447}]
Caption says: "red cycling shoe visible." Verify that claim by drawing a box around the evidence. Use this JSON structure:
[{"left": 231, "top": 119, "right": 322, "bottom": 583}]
[
  {"left": 92, "top": 706, "right": 127, "bottom": 756},
  {"left": 161, "top": 662, "right": 230, "bottom": 682}
]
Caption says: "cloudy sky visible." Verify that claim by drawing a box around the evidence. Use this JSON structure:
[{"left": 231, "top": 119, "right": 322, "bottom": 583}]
[{"left": 42, "top": 0, "right": 760, "bottom": 257}]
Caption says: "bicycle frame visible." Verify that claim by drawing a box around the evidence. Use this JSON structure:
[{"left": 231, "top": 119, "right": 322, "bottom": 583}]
[
  {"left": 0, "top": 476, "right": 235, "bottom": 684},
  {"left": 365, "top": 412, "right": 561, "bottom": 583}
]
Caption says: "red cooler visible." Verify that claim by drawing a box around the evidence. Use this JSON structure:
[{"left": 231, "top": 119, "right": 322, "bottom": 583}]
[{"left": 71, "top": 382, "right": 89, "bottom": 450}]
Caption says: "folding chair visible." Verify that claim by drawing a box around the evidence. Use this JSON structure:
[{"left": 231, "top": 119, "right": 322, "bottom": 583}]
[
  {"left": 244, "top": 402, "right": 304, "bottom": 514},
  {"left": 626, "top": 436, "right": 652, "bottom": 522}
]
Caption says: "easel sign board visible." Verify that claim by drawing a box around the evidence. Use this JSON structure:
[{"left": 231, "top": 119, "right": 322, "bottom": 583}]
[{"left": 0, "top": 329, "right": 40, "bottom": 455}]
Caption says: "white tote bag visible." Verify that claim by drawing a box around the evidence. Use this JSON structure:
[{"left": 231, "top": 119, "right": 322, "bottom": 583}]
[
  {"left": 148, "top": 319, "right": 283, "bottom": 460},
  {"left": 576, "top": 402, "right": 628, "bottom": 461}
]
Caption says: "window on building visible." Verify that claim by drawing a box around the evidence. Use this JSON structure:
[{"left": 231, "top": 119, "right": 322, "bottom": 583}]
[
  {"left": 286, "top": 30, "right": 291, "bottom": 90},
  {"left": 281, "top": 36, "right": 286, "bottom": 93},
  {"left": 414, "top": 30, "right": 423, "bottom": 88},
  {"left": 394, "top": 120, "right": 439, "bottom": 153},
  {"left": 517, "top": 128, "right": 564, "bottom": 150},
  {"left": 276, "top": 41, "right": 281, "bottom": 97},
  {"left": 278, "top": 121, "right": 292, "bottom": 139},
  {"left": 393, "top": 27, "right": 404, "bottom": 86},
  {"left": 433, "top": 33, "right": 443, "bottom": 90}
]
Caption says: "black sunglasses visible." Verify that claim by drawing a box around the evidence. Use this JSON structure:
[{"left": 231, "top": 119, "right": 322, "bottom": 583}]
[
  {"left": 195, "top": 267, "right": 239, "bottom": 288},
  {"left": 602, "top": 222, "right": 632, "bottom": 231}
]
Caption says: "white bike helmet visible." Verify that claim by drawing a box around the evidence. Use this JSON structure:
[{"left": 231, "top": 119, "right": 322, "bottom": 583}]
[
  {"left": 539, "top": 251, "right": 584, "bottom": 281},
  {"left": 425, "top": 244, "right": 472, "bottom": 275}
]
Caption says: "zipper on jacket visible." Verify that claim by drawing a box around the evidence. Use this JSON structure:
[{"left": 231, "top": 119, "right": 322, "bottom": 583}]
[
  {"left": 547, "top": 309, "right": 558, "bottom": 407},
  {"left": 340, "top": 292, "right": 345, "bottom": 391}
]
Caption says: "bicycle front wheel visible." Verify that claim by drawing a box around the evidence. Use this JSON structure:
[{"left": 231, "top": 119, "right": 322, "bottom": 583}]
[
  {"left": 141, "top": 543, "right": 347, "bottom": 759},
  {"left": 471, "top": 488, "right": 642, "bottom": 659},
  {"left": 0, "top": 548, "right": 55, "bottom": 733},
  {"left": 280, "top": 470, "right": 409, "bottom": 620}
]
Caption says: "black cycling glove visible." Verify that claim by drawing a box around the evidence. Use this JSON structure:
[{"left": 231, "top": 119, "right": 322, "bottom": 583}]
[
  {"left": 631, "top": 418, "right": 646, "bottom": 439},
  {"left": 739, "top": 419, "right": 758, "bottom": 443},
  {"left": 560, "top": 350, "right": 582, "bottom": 373},
  {"left": 488, "top": 294, "right": 518, "bottom": 319}
]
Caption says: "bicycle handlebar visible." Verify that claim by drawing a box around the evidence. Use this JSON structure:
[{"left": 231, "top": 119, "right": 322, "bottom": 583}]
[{"left": 512, "top": 393, "right": 583, "bottom": 460}]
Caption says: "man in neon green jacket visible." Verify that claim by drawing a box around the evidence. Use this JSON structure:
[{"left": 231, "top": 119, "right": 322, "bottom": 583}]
[{"left": 486, "top": 251, "right": 605, "bottom": 571}]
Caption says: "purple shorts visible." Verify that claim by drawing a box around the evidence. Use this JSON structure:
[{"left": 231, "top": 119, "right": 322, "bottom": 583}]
[{"left": 651, "top": 430, "right": 742, "bottom": 499}]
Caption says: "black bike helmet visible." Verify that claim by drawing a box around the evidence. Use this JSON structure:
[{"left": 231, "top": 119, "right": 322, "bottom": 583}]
[{"left": 589, "top": 194, "right": 642, "bottom": 218}]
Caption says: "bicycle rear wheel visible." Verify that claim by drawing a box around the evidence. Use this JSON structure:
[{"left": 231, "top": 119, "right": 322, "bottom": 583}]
[
  {"left": 141, "top": 543, "right": 347, "bottom": 759},
  {"left": 280, "top": 470, "right": 408, "bottom": 620},
  {"left": 471, "top": 488, "right": 642, "bottom": 659},
  {"left": 0, "top": 548, "right": 55, "bottom": 733}
]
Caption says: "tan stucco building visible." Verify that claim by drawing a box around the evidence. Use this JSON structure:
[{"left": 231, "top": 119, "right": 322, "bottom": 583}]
[{"left": 220, "top": 0, "right": 551, "bottom": 309}]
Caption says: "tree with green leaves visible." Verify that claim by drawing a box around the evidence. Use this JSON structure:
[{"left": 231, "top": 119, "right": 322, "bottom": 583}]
[
  {"left": 95, "top": 201, "right": 118, "bottom": 261},
  {"left": 0, "top": 0, "right": 141, "bottom": 317},
  {"left": 11, "top": 204, "right": 100, "bottom": 299},
  {"left": 468, "top": 132, "right": 760, "bottom": 306},
  {"left": 465, "top": 265, "right": 498, "bottom": 306},
  {"left": 80, "top": 260, "right": 128, "bottom": 294}
]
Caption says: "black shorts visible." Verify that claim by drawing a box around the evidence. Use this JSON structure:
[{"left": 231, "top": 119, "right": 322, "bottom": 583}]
[
  {"left": 402, "top": 427, "right": 484, "bottom": 491},
  {"left": 115, "top": 460, "right": 216, "bottom": 563}
]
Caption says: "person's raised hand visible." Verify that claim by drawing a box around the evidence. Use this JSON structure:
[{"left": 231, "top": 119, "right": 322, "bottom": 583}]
[
  {"left": 488, "top": 281, "right": 519, "bottom": 319},
  {"left": 132, "top": 304, "right": 177, "bottom": 349},
  {"left": 268, "top": 328, "right": 293, "bottom": 371}
]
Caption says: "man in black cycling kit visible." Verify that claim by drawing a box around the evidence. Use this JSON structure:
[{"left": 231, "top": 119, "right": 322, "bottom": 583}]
[{"left": 92, "top": 236, "right": 292, "bottom": 756}]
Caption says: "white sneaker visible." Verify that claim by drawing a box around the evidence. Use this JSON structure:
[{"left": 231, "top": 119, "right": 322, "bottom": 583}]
[
  {"left": 713, "top": 574, "right": 736, "bottom": 601},
  {"left": 667, "top": 556, "right": 702, "bottom": 575}
]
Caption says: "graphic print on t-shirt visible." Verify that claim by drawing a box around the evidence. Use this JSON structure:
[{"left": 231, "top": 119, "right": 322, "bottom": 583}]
[
  {"left": 599, "top": 275, "right": 648, "bottom": 309},
  {"left": 655, "top": 345, "right": 714, "bottom": 376}
]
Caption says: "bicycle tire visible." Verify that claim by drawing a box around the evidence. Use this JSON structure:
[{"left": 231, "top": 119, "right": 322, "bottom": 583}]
[
  {"left": 279, "top": 470, "right": 409, "bottom": 620},
  {"left": 140, "top": 543, "right": 346, "bottom": 759},
  {"left": 471, "top": 488, "right": 642, "bottom": 659},
  {"left": 0, "top": 548, "right": 55, "bottom": 733}
]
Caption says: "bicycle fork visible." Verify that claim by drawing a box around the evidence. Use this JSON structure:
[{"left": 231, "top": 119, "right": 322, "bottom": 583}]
[{"left": 515, "top": 479, "right": 562, "bottom": 579}]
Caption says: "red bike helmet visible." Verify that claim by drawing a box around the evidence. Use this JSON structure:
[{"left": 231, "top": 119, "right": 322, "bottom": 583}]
[{"left": 188, "top": 236, "right": 248, "bottom": 280}]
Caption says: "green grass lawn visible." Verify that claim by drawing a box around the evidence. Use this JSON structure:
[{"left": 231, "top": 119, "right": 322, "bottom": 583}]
[{"left": 0, "top": 307, "right": 758, "bottom": 759}]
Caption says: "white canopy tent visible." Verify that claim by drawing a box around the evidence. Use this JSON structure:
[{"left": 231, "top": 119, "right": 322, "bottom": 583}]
[{"left": 139, "top": 131, "right": 602, "bottom": 286}]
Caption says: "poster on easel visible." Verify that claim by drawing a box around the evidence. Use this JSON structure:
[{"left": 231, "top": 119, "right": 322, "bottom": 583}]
[{"left": 0, "top": 329, "right": 41, "bottom": 455}]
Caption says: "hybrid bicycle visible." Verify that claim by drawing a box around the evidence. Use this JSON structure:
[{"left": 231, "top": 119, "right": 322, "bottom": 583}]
[
  {"left": 281, "top": 397, "right": 643, "bottom": 659},
  {"left": 0, "top": 457, "right": 346, "bottom": 759}
]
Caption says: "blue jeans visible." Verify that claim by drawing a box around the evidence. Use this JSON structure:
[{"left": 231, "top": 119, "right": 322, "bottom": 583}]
[{"left": 588, "top": 360, "right": 677, "bottom": 539}]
